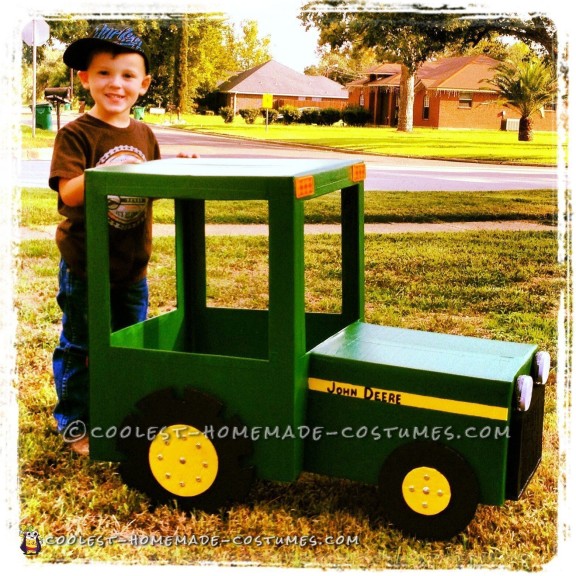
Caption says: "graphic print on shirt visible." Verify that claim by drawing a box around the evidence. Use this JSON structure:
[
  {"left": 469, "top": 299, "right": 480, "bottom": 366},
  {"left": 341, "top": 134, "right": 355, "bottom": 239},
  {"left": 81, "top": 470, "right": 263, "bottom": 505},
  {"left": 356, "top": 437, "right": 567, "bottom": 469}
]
[{"left": 97, "top": 146, "right": 148, "bottom": 230}]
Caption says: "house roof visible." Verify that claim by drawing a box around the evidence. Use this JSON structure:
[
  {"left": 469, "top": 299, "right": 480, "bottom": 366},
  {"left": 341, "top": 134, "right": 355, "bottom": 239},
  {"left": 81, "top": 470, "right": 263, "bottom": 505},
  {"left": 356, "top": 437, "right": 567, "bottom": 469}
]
[
  {"left": 218, "top": 59, "right": 349, "bottom": 100},
  {"left": 368, "top": 62, "right": 403, "bottom": 76},
  {"left": 349, "top": 55, "right": 500, "bottom": 93},
  {"left": 347, "top": 63, "right": 401, "bottom": 88},
  {"left": 417, "top": 55, "right": 499, "bottom": 92}
]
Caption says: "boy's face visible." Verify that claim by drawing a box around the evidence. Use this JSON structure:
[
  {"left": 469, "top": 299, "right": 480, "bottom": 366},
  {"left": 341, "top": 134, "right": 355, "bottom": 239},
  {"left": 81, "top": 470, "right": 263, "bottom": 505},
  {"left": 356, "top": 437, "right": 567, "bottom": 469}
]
[{"left": 77, "top": 51, "right": 151, "bottom": 125}]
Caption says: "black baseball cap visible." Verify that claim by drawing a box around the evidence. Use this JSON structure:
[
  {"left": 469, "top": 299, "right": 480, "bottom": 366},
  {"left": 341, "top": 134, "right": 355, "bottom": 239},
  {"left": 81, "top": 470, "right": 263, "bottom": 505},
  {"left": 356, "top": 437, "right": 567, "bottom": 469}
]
[{"left": 63, "top": 24, "right": 149, "bottom": 72}]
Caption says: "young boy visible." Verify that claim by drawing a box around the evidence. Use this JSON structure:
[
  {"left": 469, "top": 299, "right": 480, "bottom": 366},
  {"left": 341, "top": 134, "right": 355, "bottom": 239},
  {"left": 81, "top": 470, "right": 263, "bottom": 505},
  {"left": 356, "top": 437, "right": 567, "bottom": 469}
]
[{"left": 49, "top": 24, "right": 160, "bottom": 455}]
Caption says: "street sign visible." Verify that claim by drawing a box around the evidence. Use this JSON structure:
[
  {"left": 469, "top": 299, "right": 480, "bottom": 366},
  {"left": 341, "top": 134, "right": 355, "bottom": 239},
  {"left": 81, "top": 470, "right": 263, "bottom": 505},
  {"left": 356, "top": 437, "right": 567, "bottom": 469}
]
[
  {"left": 22, "top": 18, "right": 50, "bottom": 47},
  {"left": 262, "top": 93, "right": 273, "bottom": 109}
]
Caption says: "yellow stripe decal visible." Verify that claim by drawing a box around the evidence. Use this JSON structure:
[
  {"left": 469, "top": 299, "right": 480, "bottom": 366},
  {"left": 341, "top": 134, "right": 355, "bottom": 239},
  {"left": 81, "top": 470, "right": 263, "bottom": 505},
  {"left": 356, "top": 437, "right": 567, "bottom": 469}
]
[{"left": 308, "top": 378, "right": 509, "bottom": 422}]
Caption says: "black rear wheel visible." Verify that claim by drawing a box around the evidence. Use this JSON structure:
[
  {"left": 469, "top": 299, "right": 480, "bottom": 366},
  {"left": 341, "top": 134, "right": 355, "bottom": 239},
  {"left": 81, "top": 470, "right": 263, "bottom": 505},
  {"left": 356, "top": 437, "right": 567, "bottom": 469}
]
[{"left": 117, "top": 387, "right": 253, "bottom": 513}]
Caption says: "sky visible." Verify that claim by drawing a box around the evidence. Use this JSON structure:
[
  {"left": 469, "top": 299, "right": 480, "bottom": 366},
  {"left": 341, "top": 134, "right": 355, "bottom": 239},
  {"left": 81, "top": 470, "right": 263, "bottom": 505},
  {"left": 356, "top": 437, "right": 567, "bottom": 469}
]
[
  {"left": 15, "top": 0, "right": 321, "bottom": 72},
  {"left": 14, "top": 0, "right": 569, "bottom": 74},
  {"left": 189, "top": 0, "right": 564, "bottom": 72},
  {"left": 207, "top": 0, "right": 321, "bottom": 73},
  {"left": 218, "top": 0, "right": 567, "bottom": 74},
  {"left": 196, "top": 0, "right": 564, "bottom": 74}
]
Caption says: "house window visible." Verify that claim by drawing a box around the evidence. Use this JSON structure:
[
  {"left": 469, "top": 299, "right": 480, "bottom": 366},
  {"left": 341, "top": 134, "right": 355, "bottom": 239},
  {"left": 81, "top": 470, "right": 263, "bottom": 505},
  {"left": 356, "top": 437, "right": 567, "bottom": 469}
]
[
  {"left": 458, "top": 92, "right": 473, "bottom": 108},
  {"left": 422, "top": 94, "right": 430, "bottom": 120},
  {"left": 544, "top": 101, "right": 557, "bottom": 111}
]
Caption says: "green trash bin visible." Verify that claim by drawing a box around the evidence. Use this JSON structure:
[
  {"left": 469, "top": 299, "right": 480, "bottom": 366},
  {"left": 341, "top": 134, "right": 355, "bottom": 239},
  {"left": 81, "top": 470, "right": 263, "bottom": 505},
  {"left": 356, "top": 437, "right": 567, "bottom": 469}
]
[
  {"left": 35, "top": 103, "right": 53, "bottom": 130},
  {"left": 133, "top": 106, "right": 145, "bottom": 120}
]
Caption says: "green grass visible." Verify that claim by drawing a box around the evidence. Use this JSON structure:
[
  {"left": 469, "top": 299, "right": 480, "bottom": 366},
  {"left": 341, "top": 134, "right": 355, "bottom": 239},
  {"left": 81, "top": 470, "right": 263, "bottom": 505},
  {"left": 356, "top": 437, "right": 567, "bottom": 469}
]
[
  {"left": 152, "top": 113, "right": 560, "bottom": 166},
  {"left": 16, "top": 226, "right": 564, "bottom": 568},
  {"left": 196, "top": 124, "right": 559, "bottom": 165},
  {"left": 15, "top": 146, "right": 564, "bottom": 568},
  {"left": 21, "top": 124, "right": 58, "bottom": 149},
  {"left": 22, "top": 113, "right": 561, "bottom": 165},
  {"left": 20, "top": 188, "right": 558, "bottom": 228}
]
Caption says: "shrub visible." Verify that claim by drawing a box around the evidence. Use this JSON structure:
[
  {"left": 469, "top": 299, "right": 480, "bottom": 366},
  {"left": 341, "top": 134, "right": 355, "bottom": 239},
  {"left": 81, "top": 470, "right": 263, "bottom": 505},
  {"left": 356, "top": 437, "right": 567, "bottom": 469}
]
[
  {"left": 261, "top": 108, "right": 279, "bottom": 123},
  {"left": 299, "top": 108, "right": 321, "bottom": 125},
  {"left": 239, "top": 108, "right": 260, "bottom": 124},
  {"left": 319, "top": 107, "right": 342, "bottom": 126},
  {"left": 219, "top": 106, "right": 235, "bottom": 123},
  {"left": 278, "top": 105, "right": 301, "bottom": 124},
  {"left": 342, "top": 105, "right": 372, "bottom": 127},
  {"left": 197, "top": 106, "right": 215, "bottom": 116}
]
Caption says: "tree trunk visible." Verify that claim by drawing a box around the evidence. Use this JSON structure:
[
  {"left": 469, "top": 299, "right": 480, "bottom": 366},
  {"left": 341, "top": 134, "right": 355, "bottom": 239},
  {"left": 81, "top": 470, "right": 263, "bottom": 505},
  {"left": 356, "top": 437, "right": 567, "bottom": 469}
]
[
  {"left": 397, "top": 65, "right": 415, "bottom": 132},
  {"left": 176, "top": 18, "right": 189, "bottom": 113},
  {"left": 518, "top": 116, "right": 533, "bottom": 141}
]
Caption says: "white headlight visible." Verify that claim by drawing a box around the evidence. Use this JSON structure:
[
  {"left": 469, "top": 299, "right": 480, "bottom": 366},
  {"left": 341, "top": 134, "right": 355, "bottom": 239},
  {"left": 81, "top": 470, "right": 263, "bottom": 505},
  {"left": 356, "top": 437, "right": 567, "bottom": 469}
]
[
  {"left": 533, "top": 351, "right": 551, "bottom": 385},
  {"left": 516, "top": 375, "right": 534, "bottom": 412}
]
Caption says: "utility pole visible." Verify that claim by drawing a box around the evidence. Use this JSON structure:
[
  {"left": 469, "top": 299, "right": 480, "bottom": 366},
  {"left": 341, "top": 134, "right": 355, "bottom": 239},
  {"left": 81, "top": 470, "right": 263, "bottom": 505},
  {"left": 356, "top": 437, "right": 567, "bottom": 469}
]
[{"left": 22, "top": 18, "right": 50, "bottom": 138}]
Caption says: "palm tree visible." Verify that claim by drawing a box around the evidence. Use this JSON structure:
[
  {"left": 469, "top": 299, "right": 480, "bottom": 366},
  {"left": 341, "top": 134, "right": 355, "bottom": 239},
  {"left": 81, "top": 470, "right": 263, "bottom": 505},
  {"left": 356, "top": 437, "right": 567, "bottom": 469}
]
[{"left": 488, "top": 57, "right": 557, "bottom": 141}]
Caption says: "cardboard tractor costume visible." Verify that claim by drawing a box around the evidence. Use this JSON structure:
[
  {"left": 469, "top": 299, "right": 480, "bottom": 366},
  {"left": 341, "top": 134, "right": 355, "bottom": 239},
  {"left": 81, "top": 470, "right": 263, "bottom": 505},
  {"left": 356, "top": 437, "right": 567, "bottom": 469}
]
[{"left": 84, "top": 158, "right": 550, "bottom": 540}]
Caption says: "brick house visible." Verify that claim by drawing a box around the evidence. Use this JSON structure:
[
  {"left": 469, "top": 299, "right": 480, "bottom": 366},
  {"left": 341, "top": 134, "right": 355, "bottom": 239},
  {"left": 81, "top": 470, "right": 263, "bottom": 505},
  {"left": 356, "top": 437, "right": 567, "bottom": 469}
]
[
  {"left": 216, "top": 59, "right": 349, "bottom": 113},
  {"left": 347, "top": 55, "right": 556, "bottom": 131}
]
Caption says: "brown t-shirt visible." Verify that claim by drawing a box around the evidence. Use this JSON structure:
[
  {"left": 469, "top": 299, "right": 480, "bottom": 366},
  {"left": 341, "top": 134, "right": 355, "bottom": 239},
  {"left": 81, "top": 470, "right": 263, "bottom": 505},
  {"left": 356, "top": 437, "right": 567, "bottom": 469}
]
[{"left": 49, "top": 114, "right": 161, "bottom": 287}]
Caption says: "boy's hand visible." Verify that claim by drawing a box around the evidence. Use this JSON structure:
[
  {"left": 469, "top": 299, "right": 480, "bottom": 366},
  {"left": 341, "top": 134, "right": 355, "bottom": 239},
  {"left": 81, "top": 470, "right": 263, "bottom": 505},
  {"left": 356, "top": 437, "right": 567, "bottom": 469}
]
[{"left": 177, "top": 152, "right": 200, "bottom": 158}]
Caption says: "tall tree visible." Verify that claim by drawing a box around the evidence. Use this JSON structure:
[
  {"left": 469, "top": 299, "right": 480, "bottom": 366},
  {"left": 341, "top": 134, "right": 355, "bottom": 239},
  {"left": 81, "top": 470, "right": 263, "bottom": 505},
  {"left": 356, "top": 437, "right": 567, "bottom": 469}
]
[
  {"left": 233, "top": 20, "right": 272, "bottom": 70},
  {"left": 175, "top": 15, "right": 190, "bottom": 112},
  {"left": 487, "top": 56, "right": 557, "bottom": 141},
  {"left": 31, "top": 15, "right": 271, "bottom": 113},
  {"left": 300, "top": 3, "right": 474, "bottom": 131},
  {"left": 136, "top": 18, "right": 181, "bottom": 109},
  {"left": 459, "top": 14, "right": 558, "bottom": 65},
  {"left": 304, "top": 46, "right": 378, "bottom": 85},
  {"left": 40, "top": 17, "right": 183, "bottom": 108},
  {"left": 184, "top": 15, "right": 238, "bottom": 103}
]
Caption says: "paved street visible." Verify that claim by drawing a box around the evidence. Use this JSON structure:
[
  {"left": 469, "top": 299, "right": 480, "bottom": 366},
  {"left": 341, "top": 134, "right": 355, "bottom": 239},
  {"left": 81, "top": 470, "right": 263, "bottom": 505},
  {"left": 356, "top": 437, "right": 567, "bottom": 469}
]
[
  {"left": 154, "top": 126, "right": 558, "bottom": 192},
  {"left": 20, "top": 113, "right": 558, "bottom": 192},
  {"left": 18, "top": 118, "right": 558, "bottom": 239}
]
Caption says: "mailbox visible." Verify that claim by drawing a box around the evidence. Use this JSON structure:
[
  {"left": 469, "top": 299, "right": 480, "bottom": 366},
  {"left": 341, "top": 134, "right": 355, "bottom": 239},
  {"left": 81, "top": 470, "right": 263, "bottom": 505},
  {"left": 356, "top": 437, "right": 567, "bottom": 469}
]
[{"left": 44, "top": 87, "right": 72, "bottom": 129}]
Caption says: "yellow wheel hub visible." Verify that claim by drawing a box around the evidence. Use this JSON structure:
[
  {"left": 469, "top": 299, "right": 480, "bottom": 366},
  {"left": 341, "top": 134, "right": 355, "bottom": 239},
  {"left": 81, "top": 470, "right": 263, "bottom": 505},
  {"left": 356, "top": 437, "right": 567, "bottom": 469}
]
[
  {"left": 402, "top": 466, "right": 451, "bottom": 516},
  {"left": 148, "top": 424, "right": 219, "bottom": 497}
]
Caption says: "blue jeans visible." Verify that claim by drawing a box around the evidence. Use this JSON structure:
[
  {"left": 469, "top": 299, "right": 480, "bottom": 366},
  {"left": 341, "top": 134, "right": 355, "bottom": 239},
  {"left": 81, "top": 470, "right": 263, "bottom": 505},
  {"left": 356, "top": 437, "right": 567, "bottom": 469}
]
[{"left": 52, "top": 260, "right": 148, "bottom": 435}]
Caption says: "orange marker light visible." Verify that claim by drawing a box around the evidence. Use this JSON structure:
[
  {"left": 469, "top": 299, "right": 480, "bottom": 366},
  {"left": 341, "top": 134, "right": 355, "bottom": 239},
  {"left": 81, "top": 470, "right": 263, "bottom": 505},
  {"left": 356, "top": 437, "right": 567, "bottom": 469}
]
[
  {"left": 294, "top": 176, "right": 315, "bottom": 198},
  {"left": 351, "top": 163, "right": 366, "bottom": 182}
]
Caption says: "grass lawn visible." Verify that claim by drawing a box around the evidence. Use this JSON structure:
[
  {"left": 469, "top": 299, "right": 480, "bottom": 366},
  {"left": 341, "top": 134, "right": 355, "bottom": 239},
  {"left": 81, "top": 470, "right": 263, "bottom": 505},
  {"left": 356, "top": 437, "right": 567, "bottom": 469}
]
[
  {"left": 20, "top": 188, "right": 558, "bottom": 228},
  {"left": 145, "top": 112, "right": 561, "bottom": 166},
  {"left": 190, "top": 123, "right": 559, "bottom": 165},
  {"left": 22, "top": 114, "right": 561, "bottom": 166},
  {"left": 15, "top": 117, "right": 565, "bottom": 568},
  {"left": 16, "top": 186, "right": 565, "bottom": 568}
]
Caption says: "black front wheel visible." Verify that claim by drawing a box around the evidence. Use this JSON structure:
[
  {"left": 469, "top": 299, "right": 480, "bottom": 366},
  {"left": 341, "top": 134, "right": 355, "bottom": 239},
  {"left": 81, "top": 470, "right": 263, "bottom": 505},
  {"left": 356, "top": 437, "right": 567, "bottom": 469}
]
[
  {"left": 117, "top": 387, "right": 253, "bottom": 513},
  {"left": 378, "top": 441, "right": 480, "bottom": 540}
]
